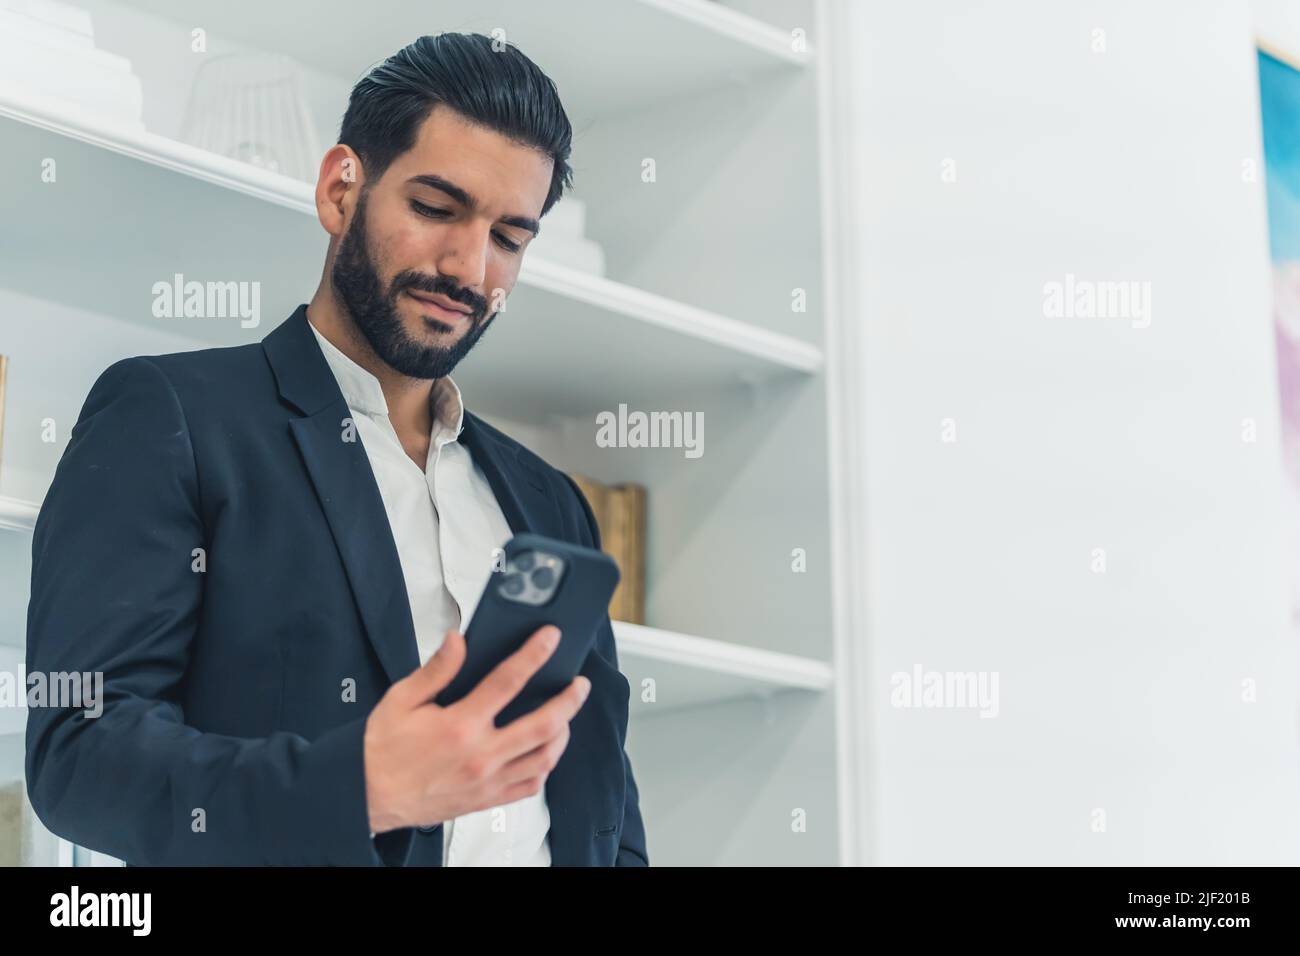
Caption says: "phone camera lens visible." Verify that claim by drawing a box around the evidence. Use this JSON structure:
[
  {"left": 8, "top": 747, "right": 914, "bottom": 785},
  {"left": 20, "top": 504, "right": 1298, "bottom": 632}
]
[
  {"left": 501, "top": 573, "right": 526, "bottom": 596},
  {"left": 529, "top": 566, "right": 555, "bottom": 590},
  {"left": 514, "top": 551, "right": 536, "bottom": 573}
]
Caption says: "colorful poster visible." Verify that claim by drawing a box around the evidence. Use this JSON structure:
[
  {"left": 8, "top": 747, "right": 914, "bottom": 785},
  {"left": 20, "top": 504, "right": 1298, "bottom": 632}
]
[{"left": 1259, "top": 46, "right": 1300, "bottom": 622}]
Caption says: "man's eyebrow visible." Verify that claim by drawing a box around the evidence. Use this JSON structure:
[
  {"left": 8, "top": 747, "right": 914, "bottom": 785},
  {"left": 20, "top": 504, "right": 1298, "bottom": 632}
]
[{"left": 406, "top": 173, "right": 540, "bottom": 236}]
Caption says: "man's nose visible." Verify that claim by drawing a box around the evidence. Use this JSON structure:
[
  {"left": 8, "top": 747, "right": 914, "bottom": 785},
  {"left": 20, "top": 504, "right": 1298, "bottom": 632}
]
[{"left": 435, "top": 221, "right": 490, "bottom": 291}]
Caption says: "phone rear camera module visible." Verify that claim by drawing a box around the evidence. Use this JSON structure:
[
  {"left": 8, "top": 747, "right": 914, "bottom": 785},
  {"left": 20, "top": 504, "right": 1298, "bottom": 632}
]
[{"left": 498, "top": 548, "right": 567, "bottom": 606}]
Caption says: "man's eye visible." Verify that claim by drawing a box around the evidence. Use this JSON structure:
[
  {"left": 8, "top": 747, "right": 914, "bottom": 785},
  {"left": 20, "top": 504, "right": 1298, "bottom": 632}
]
[
  {"left": 410, "top": 200, "right": 450, "bottom": 219},
  {"left": 411, "top": 200, "right": 520, "bottom": 253}
]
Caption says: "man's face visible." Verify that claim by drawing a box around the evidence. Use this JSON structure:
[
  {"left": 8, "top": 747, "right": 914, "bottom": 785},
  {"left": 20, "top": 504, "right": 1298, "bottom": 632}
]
[{"left": 331, "top": 103, "right": 553, "bottom": 380}]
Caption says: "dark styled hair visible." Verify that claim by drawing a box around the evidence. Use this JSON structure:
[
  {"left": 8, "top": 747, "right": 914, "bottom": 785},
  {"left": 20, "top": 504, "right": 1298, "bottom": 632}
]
[{"left": 338, "top": 33, "right": 573, "bottom": 217}]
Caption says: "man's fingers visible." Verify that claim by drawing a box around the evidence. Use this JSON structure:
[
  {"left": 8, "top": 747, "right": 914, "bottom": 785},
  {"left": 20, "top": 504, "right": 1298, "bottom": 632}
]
[
  {"left": 491, "top": 675, "right": 590, "bottom": 763},
  {"left": 389, "top": 629, "right": 466, "bottom": 708},
  {"left": 459, "top": 625, "right": 561, "bottom": 721},
  {"left": 498, "top": 725, "right": 569, "bottom": 787}
]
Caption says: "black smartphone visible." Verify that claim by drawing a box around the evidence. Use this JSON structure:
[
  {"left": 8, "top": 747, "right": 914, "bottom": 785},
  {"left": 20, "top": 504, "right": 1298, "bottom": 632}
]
[{"left": 433, "top": 532, "right": 621, "bottom": 726}]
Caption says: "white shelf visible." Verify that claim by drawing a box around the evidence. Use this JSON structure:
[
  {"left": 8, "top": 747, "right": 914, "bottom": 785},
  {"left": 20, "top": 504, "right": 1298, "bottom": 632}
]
[
  {"left": 0, "top": 89, "right": 823, "bottom": 425},
  {"left": 119, "top": 0, "right": 812, "bottom": 122},
  {"left": 0, "top": 497, "right": 39, "bottom": 534},
  {"left": 615, "top": 621, "right": 832, "bottom": 717}
]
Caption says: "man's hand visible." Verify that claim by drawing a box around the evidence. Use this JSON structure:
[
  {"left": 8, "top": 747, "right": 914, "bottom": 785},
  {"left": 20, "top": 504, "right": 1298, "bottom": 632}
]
[{"left": 362, "top": 625, "right": 591, "bottom": 834}]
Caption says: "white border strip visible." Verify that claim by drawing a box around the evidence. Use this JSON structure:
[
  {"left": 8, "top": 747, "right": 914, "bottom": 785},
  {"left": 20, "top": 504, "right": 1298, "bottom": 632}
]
[{"left": 815, "top": 0, "right": 875, "bottom": 868}]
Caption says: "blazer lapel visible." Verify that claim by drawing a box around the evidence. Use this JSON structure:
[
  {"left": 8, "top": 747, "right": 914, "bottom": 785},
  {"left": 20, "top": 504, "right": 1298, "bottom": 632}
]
[
  {"left": 458, "top": 410, "right": 559, "bottom": 539},
  {"left": 454, "top": 412, "right": 606, "bottom": 865},
  {"left": 263, "top": 305, "right": 420, "bottom": 685}
]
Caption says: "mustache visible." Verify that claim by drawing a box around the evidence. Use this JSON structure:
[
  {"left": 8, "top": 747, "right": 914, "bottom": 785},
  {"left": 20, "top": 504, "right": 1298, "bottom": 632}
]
[{"left": 392, "top": 272, "right": 485, "bottom": 319}]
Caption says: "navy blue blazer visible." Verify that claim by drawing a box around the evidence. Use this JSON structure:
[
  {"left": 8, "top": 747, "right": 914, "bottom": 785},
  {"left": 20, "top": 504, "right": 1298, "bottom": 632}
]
[{"left": 24, "top": 304, "right": 648, "bottom": 866}]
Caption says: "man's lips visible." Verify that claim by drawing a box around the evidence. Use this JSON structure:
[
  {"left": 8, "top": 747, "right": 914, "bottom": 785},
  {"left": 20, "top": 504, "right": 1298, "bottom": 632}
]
[{"left": 406, "top": 290, "right": 473, "bottom": 323}]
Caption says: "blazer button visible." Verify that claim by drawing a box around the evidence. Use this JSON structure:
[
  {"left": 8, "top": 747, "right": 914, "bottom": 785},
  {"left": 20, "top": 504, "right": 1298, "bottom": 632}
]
[{"left": 418, "top": 823, "right": 440, "bottom": 834}]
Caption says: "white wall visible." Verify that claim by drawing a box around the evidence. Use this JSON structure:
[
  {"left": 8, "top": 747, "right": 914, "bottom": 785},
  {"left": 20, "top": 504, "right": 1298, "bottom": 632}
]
[{"left": 829, "top": 0, "right": 1300, "bottom": 864}]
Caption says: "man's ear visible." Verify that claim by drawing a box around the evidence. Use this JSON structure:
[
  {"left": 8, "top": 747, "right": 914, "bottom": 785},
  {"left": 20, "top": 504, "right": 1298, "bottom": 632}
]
[{"left": 315, "top": 144, "right": 365, "bottom": 239}]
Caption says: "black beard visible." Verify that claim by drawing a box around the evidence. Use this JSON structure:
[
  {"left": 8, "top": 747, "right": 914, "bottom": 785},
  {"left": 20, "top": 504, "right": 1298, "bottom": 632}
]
[{"left": 330, "top": 189, "right": 496, "bottom": 380}]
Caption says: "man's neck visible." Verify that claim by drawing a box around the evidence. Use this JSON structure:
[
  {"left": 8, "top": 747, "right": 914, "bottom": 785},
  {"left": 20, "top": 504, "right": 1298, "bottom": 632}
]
[{"left": 305, "top": 293, "right": 434, "bottom": 441}]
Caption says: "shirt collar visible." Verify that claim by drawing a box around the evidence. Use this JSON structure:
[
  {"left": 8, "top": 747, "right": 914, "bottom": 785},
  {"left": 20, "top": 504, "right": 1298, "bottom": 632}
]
[{"left": 308, "top": 318, "right": 465, "bottom": 441}]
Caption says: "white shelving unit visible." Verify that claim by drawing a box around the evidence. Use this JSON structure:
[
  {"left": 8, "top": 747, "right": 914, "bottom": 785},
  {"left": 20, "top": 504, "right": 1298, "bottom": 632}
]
[
  {"left": 0, "top": 498, "right": 39, "bottom": 534},
  {"left": 0, "top": 0, "right": 847, "bottom": 865},
  {"left": 617, "top": 621, "right": 834, "bottom": 717}
]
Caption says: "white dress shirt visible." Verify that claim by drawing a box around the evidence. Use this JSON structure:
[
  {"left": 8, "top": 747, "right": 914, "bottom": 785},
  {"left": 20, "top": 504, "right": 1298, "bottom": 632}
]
[{"left": 308, "top": 318, "right": 552, "bottom": 866}]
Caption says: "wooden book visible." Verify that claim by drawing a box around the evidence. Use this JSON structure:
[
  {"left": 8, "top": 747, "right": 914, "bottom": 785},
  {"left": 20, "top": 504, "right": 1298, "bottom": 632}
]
[
  {"left": 568, "top": 473, "right": 609, "bottom": 543},
  {"left": 566, "top": 473, "right": 647, "bottom": 624},
  {"left": 607, "top": 483, "right": 646, "bottom": 624}
]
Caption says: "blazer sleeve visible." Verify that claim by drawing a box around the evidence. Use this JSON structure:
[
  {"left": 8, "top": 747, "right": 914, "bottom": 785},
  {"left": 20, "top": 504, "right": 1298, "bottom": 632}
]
[
  {"left": 558, "top": 471, "right": 650, "bottom": 867},
  {"left": 25, "top": 357, "right": 384, "bottom": 866}
]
